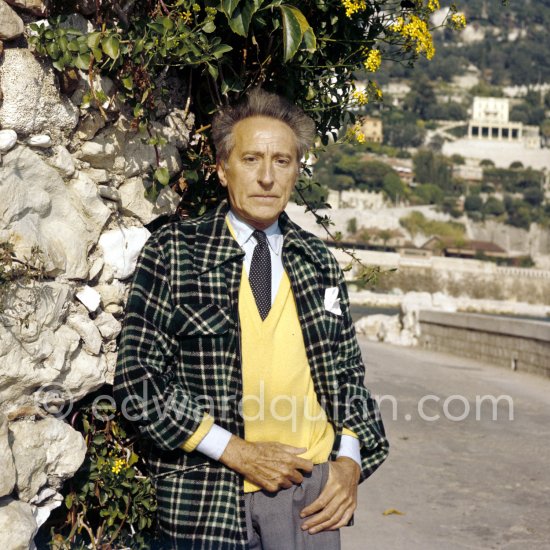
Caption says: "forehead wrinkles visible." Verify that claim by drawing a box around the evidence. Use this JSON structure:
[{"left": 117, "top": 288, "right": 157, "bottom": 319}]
[{"left": 232, "top": 117, "right": 297, "bottom": 157}]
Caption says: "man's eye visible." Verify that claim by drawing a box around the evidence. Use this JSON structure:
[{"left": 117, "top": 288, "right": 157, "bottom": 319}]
[
  {"left": 275, "top": 158, "right": 290, "bottom": 166},
  {"left": 243, "top": 156, "right": 257, "bottom": 163}
]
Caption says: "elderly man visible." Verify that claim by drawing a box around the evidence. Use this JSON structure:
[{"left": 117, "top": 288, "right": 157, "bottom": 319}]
[{"left": 114, "top": 89, "right": 388, "bottom": 549}]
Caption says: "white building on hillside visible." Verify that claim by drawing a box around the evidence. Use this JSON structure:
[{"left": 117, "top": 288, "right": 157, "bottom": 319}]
[
  {"left": 467, "top": 96, "right": 539, "bottom": 147},
  {"left": 327, "top": 189, "right": 386, "bottom": 210}
]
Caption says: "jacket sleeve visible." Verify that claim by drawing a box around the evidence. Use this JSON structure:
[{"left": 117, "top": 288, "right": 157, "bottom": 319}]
[
  {"left": 113, "top": 234, "right": 206, "bottom": 451},
  {"left": 333, "top": 267, "right": 389, "bottom": 483}
]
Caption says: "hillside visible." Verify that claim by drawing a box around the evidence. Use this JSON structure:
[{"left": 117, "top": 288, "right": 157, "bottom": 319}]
[{"left": 381, "top": 0, "right": 550, "bottom": 87}]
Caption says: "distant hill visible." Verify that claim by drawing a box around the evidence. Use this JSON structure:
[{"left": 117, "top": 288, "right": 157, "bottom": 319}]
[{"left": 382, "top": 0, "right": 550, "bottom": 88}]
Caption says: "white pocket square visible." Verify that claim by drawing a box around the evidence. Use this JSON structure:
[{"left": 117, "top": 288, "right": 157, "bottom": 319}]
[{"left": 324, "top": 287, "right": 342, "bottom": 315}]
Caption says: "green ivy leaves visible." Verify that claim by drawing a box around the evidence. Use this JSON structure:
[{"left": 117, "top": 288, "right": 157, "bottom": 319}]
[
  {"left": 279, "top": 4, "right": 317, "bottom": 61},
  {"left": 102, "top": 35, "right": 120, "bottom": 60}
]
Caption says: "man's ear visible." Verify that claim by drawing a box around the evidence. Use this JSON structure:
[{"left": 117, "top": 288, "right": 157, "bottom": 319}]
[{"left": 217, "top": 161, "right": 228, "bottom": 187}]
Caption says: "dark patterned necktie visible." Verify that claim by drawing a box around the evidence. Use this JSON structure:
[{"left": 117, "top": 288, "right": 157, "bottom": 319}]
[{"left": 249, "top": 230, "right": 271, "bottom": 320}]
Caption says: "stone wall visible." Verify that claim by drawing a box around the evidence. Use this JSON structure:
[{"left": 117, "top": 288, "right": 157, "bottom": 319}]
[
  {"left": 0, "top": 3, "right": 192, "bottom": 546},
  {"left": 418, "top": 310, "right": 550, "bottom": 379}
]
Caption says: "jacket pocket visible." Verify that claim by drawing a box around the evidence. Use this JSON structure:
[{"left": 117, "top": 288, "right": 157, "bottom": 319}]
[{"left": 168, "top": 302, "right": 232, "bottom": 337}]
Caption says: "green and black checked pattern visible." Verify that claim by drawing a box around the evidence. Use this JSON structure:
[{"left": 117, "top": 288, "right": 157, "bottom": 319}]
[{"left": 113, "top": 200, "right": 389, "bottom": 549}]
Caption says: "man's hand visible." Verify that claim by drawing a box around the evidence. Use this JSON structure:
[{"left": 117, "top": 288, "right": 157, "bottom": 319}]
[
  {"left": 299, "top": 457, "right": 361, "bottom": 534},
  {"left": 219, "top": 436, "right": 314, "bottom": 492}
]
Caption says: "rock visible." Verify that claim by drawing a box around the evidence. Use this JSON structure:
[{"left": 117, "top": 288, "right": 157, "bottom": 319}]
[
  {"left": 79, "top": 120, "right": 182, "bottom": 177},
  {"left": 94, "top": 311, "right": 121, "bottom": 341},
  {"left": 67, "top": 312, "right": 102, "bottom": 355},
  {"left": 58, "top": 13, "right": 93, "bottom": 34},
  {"left": 0, "top": 129, "right": 17, "bottom": 153},
  {"left": 0, "top": 49, "right": 78, "bottom": 137},
  {"left": 29, "top": 487, "right": 63, "bottom": 530},
  {"left": 61, "top": 348, "right": 107, "bottom": 401},
  {"left": 95, "top": 281, "right": 126, "bottom": 307},
  {"left": 98, "top": 226, "right": 150, "bottom": 279},
  {"left": 432, "top": 292, "right": 458, "bottom": 312},
  {"left": 165, "top": 108, "right": 193, "bottom": 148},
  {"left": 75, "top": 285, "right": 101, "bottom": 312},
  {"left": 98, "top": 185, "right": 121, "bottom": 203},
  {"left": 396, "top": 329, "right": 417, "bottom": 347},
  {"left": 0, "top": 1, "right": 24, "bottom": 41},
  {"left": 1, "top": 282, "right": 72, "bottom": 339},
  {"left": 123, "top": 122, "right": 182, "bottom": 178},
  {"left": 0, "top": 413, "right": 16, "bottom": 497},
  {"left": 46, "top": 145, "right": 75, "bottom": 177},
  {"left": 0, "top": 283, "right": 75, "bottom": 412},
  {"left": 67, "top": 171, "right": 112, "bottom": 238},
  {"left": 118, "top": 177, "right": 153, "bottom": 222},
  {"left": 355, "top": 314, "right": 397, "bottom": 341},
  {"left": 75, "top": 109, "right": 106, "bottom": 141},
  {"left": 81, "top": 167, "right": 109, "bottom": 183},
  {"left": 0, "top": 496, "right": 37, "bottom": 549},
  {"left": 79, "top": 138, "right": 117, "bottom": 170},
  {"left": 119, "top": 177, "right": 179, "bottom": 223},
  {"left": 0, "top": 146, "right": 105, "bottom": 278},
  {"left": 104, "top": 303, "right": 123, "bottom": 315},
  {"left": 4, "top": 0, "right": 48, "bottom": 16},
  {"left": 88, "top": 256, "right": 104, "bottom": 280},
  {"left": 72, "top": 73, "right": 116, "bottom": 110},
  {"left": 156, "top": 185, "right": 181, "bottom": 213},
  {"left": 9, "top": 416, "right": 87, "bottom": 502},
  {"left": 42, "top": 324, "right": 80, "bottom": 373},
  {"left": 354, "top": 314, "right": 415, "bottom": 346},
  {"left": 27, "top": 134, "right": 52, "bottom": 148},
  {"left": 377, "top": 315, "right": 404, "bottom": 345}
]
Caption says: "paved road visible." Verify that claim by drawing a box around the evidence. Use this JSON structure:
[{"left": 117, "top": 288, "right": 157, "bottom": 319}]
[{"left": 342, "top": 339, "right": 550, "bottom": 550}]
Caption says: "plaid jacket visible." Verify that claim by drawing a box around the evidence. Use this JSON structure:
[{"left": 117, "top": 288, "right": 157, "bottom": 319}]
[{"left": 113, "top": 200, "right": 388, "bottom": 549}]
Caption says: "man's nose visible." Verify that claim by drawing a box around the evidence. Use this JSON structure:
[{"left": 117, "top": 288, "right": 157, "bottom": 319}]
[{"left": 258, "top": 160, "right": 274, "bottom": 185}]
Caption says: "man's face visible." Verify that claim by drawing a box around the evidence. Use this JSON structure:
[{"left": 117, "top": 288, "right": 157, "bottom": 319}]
[{"left": 217, "top": 116, "right": 300, "bottom": 230}]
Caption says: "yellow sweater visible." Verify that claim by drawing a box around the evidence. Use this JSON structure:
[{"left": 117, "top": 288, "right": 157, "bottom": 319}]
[
  {"left": 182, "top": 219, "right": 357, "bottom": 492},
  {"left": 239, "top": 268, "right": 335, "bottom": 492}
]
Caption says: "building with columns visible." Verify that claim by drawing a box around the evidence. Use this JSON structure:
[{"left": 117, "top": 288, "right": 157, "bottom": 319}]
[{"left": 467, "top": 96, "right": 539, "bottom": 147}]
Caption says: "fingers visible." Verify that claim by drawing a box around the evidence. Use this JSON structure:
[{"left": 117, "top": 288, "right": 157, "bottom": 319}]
[
  {"left": 300, "top": 481, "right": 335, "bottom": 520},
  {"left": 268, "top": 443, "right": 314, "bottom": 473},
  {"left": 303, "top": 505, "right": 353, "bottom": 534},
  {"left": 277, "top": 444, "right": 308, "bottom": 454},
  {"left": 274, "top": 444, "right": 314, "bottom": 472},
  {"left": 233, "top": 441, "right": 314, "bottom": 492},
  {"left": 300, "top": 461, "right": 358, "bottom": 534}
]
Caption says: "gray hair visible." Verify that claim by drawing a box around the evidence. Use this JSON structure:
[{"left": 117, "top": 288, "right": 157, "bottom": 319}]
[{"left": 211, "top": 88, "right": 316, "bottom": 163}]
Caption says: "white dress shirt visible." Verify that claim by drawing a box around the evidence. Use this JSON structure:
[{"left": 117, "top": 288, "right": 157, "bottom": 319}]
[{"left": 194, "top": 210, "right": 361, "bottom": 468}]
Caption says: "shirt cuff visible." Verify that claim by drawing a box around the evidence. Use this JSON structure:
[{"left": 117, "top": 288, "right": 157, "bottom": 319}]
[
  {"left": 180, "top": 414, "right": 215, "bottom": 453},
  {"left": 337, "top": 434, "right": 362, "bottom": 468},
  {"left": 195, "top": 423, "right": 233, "bottom": 461}
]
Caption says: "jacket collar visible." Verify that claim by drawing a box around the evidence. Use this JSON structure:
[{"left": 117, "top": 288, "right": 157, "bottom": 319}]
[
  {"left": 194, "top": 200, "right": 244, "bottom": 275},
  {"left": 278, "top": 210, "right": 323, "bottom": 270},
  {"left": 193, "top": 200, "right": 323, "bottom": 274}
]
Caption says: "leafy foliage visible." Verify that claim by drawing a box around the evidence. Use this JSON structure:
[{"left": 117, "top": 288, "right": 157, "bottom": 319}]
[
  {"left": 399, "top": 211, "right": 466, "bottom": 240},
  {"left": 29, "top": 0, "right": 464, "bottom": 209},
  {"left": 37, "top": 393, "right": 159, "bottom": 549}
]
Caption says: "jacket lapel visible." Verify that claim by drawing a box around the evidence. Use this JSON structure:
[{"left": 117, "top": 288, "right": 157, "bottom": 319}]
[
  {"left": 193, "top": 200, "right": 244, "bottom": 276},
  {"left": 279, "top": 212, "right": 336, "bottom": 419}
]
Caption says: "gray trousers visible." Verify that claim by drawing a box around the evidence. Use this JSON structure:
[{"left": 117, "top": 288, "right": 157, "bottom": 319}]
[{"left": 244, "top": 462, "right": 341, "bottom": 550}]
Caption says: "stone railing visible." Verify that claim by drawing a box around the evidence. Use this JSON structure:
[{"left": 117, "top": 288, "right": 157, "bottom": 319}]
[{"left": 418, "top": 310, "right": 550, "bottom": 379}]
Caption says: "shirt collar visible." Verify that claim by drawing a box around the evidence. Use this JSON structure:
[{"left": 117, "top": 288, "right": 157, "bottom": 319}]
[{"left": 227, "top": 209, "right": 283, "bottom": 256}]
